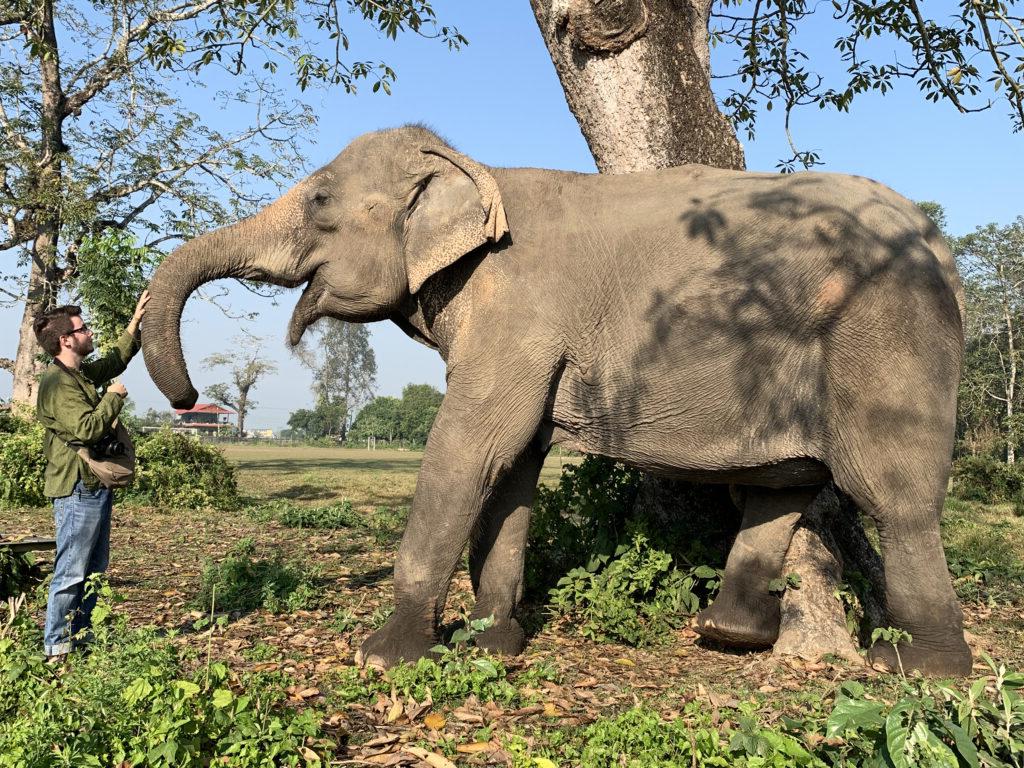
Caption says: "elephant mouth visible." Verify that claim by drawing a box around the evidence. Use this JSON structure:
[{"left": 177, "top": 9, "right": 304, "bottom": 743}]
[{"left": 288, "top": 269, "right": 328, "bottom": 346}]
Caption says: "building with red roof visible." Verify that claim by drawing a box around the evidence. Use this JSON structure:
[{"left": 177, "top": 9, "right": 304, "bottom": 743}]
[{"left": 173, "top": 403, "right": 235, "bottom": 435}]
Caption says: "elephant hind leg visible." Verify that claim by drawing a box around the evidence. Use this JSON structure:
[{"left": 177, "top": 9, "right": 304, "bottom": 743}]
[
  {"left": 696, "top": 485, "right": 821, "bottom": 649},
  {"left": 830, "top": 451, "right": 971, "bottom": 676}
]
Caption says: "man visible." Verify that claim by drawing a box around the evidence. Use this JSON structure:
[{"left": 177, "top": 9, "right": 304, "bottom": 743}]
[{"left": 33, "top": 291, "right": 150, "bottom": 660}]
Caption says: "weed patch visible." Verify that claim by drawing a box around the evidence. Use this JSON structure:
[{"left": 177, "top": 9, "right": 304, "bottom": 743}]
[
  {"left": 194, "top": 538, "right": 322, "bottom": 614},
  {"left": 0, "top": 582, "right": 332, "bottom": 767},
  {"left": 549, "top": 532, "right": 720, "bottom": 646}
]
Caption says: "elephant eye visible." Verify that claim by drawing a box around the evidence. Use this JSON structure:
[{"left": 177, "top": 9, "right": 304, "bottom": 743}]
[{"left": 311, "top": 190, "right": 331, "bottom": 207}]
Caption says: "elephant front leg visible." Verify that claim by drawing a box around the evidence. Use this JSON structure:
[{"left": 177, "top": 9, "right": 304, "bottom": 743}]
[
  {"left": 467, "top": 446, "right": 545, "bottom": 656},
  {"left": 356, "top": 383, "right": 545, "bottom": 669},
  {"left": 696, "top": 485, "right": 821, "bottom": 649}
]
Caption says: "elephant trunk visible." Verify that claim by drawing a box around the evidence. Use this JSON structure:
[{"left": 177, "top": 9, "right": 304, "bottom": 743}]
[
  {"left": 143, "top": 197, "right": 311, "bottom": 409},
  {"left": 143, "top": 228, "right": 249, "bottom": 409}
]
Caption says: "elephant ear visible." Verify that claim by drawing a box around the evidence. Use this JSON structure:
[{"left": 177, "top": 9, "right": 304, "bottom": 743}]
[{"left": 403, "top": 145, "right": 509, "bottom": 294}]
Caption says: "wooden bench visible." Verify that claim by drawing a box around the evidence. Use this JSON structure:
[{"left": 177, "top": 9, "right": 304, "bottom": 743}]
[{"left": 0, "top": 536, "right": 56, "bottom": 554}]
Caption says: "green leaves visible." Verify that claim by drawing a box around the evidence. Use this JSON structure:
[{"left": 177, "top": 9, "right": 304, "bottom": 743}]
[
  {"left": 73, "top": 231, "right": 157, "bottom": 354},
  {"left": 549, "top": 532, "right": 721, "bottom": 647},
  {"left": 0, "top": 582, "right": 332, "bottom": 766},
  {"left": 817, "top": 657, "right": 1024, "bottom": 768}
]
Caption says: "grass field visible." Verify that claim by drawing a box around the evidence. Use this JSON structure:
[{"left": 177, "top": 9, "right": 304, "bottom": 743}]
[{"left": 2, "top": 445, "right": 1023, "bottom": 766}]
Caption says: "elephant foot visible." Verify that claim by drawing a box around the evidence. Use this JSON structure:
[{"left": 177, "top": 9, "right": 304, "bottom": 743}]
[
  {"left": 695, "top": 596, "right": 779, "bottom": 650},
  {"left": 868, "top": 636, "right": 972, "bottom": 677},
  {"left": 356, "top": 614, "right": 438, "bottom": 670},
  {"left": 473, "top": 617, "right": 526, "bottom": 656}
]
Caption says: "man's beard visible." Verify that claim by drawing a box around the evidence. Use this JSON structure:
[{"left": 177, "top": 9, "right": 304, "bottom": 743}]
[{"left": 71, "top": 335, "right": 94, "bottom": 356}]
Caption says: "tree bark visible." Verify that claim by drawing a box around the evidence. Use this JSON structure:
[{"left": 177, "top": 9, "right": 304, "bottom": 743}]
[
  {"left": 530, "top": 0, "right": 744, "bottom": 172},
  {"left": 10, "top": 0, "right": 66, "bottom": 409},
  {"left": 531, "top": 0, "right": 883, "bottom": 661}
]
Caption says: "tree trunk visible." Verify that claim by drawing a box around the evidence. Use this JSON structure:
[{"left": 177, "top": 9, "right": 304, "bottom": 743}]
[
  {"left": 531, "top": 0, "right": 883, "bottom": 661},
  {"left": 530, "top": 0, "right": 744, "bottom": 172},
  {"left": 237, "top": 391, "right": 248, "bottom": 437},
  {"left": 10, "top": 0, "right": 66, "bottom": 410}
]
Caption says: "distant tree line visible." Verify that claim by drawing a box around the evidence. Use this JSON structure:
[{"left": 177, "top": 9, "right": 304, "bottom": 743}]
[
  {"left": 285, "top": 383, "right": 443, "bottom": 447},
  {"left": 927, "top": 204, "right": 1024, "bottom": 464}
]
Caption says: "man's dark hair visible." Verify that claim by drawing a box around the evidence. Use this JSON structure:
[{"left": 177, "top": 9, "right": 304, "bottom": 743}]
[{"left": 33, "top": 305, "right": 83, "bottom": 356}]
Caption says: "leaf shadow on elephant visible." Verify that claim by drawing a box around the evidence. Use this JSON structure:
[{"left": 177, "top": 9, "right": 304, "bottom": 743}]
[{"left": 555, "top": 178, "right": 961, "bottom": 656}]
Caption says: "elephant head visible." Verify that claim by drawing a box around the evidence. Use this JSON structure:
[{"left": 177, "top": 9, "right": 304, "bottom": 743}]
[{"left": 143, "top": 126, "right": 509, "bottom": 409}]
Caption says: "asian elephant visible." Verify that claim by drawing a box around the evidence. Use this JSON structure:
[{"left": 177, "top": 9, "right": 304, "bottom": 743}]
[{"left": 142, "top": 125, "right": 970, "bottom": 676}]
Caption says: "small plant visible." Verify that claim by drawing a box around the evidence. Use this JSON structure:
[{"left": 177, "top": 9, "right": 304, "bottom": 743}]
[
  {"left": 384, "top": 622, "right": 521, "bottom": 705},
  {"left": 548, "top": 532, "right": 720, "bottom": 647},
  {"left": 578, "top": 704, "right": 819, "bottom": 767},
  {"left": 367, "top": 506, "right": 408, "bottom": 545},
  {"left": 241, "top": 641, "right": 280, "bottom": 662},
  {"left": 276, "top": 500, "right": 362, "bottom": 529},
  {"left": 768, "top": 572, "right": 803, "bottom": 596},
  {"left": 870, "top": 626, "right": 914, "bottom": 677},
  {"left": 823, "top": 661, "right": 1024, "bottom": 767},
  {"left": 330, "top": 609, "right": 359, "bottom": 634},
  {"left": 194, "top": 538, "right": 322, "bottom": 615},
  {"left": 327, "top": 619, "right": 524, "bottom": 708}
]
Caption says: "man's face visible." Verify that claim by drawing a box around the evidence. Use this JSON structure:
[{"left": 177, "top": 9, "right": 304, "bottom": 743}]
[{"left": 63, "top": 317, "right": 94, "bottom": 356}]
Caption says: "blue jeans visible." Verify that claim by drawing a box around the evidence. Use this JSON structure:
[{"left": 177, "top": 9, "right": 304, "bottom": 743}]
[{"left": 43, "top": 481, "right": 112, "bottom": 656}]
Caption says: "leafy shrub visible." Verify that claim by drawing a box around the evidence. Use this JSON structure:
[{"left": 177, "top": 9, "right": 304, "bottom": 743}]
[
  {"left": 577, "top": 704, "right": 819, "bottom": 767},
  {"left": 0, "top": 417, "right": 239, "bottom": 511},
  {"left": 0, "top": 551, "right": 42, "bottom": 601},
  {"left": 950, "top": 455, "right": 1024, "bottom": 505},
  {"left": 0, "top": 414, "right": 47, "bottom": 508},
  {"left": 0, "top": 580, "right": 332, "bottom": 767},
  {"left": 820, "top": 660, "right": 1024, "bottom": 767},
  {"left": 549, "top": 532, "right": 720, "bottom": 646},
  {"left": 527, "top": 456, "right": 644, "bottom": 594},
  {"left": 194, "top": 539, "right": 321, "bottom": 614},
  {"left": 128, "top": 428, "right": 239, "bottom": 509},
  {"left": 331, "top": 620, "right": 523, "bottom": 707}
]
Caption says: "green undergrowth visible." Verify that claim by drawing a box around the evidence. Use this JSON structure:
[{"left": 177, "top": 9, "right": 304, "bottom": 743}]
[
  {"left": 942, "top": 497, "right": 1024, "bottom": 605},
  {"left": 194, "top": 538, "right": 322, "bottom": 615},
  {"left": 530, "top": 456, "right": 732, "bottom": 646},
  {"left": 549, "top": 532, "right": 721, "bottom": 646},
  {"left": 329, "top": 620, "right": 560, "bottom": 708},
  {"left": 249, "top": 499, "right": 407, "bottom": 544},
  {"left": 950, "top": 456, "right": 1024, "bottom": 511},
  {"left": 0, "top": 580, "right": 332, "bottom": 767},
  {"left": 504, "top": 658, "right": 1024, "bottom": 768}
]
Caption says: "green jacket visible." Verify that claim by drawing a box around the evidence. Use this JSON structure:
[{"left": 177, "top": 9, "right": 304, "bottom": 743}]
[{"left": 35, "top": 330, "right": 140, "bottom": 498}]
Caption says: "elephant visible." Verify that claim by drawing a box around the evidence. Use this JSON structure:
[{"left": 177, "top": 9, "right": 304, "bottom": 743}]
[{"left": 142, "top": 125, "right": 971, "bottom": 676}]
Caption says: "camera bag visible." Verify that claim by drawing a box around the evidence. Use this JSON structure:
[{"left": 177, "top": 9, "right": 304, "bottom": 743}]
[{"left": 51, "top": 361, "right": 136, "bottom": 489}]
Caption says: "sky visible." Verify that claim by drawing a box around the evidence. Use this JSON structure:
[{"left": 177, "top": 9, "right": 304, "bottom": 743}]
[{"left": 1, "top": 2, "right": 1021, "bottom": 432}]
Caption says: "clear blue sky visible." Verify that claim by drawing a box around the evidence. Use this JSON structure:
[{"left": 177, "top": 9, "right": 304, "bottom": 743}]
[{"left": 1, "top": 2, "right": 1020, "bottom": 431}]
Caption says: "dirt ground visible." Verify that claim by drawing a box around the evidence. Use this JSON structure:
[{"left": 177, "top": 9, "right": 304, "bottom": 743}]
[{"left": 4, "top": 445, "right": 1022, "bottom": 766}]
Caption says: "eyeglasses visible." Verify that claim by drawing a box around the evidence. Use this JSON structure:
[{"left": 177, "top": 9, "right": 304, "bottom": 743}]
[{"left": 65, "top": 325, "right": 91, "bottom": 337}]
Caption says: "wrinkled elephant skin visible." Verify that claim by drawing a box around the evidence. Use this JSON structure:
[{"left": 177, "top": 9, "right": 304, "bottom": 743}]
[{"left": 142, "top": 126, "right": 970, "bottom": 676}]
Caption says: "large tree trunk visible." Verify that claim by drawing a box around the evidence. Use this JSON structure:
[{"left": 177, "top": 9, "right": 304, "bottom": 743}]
[
  {"left": 10, "top": 0, "right": 66, "bottom": 410},
  {"left": 530, "top": 0, "right": 882, "bottom": 661},
  {"left": 531, "top": 0, "right": 744, "bottom": 172}
]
